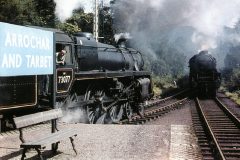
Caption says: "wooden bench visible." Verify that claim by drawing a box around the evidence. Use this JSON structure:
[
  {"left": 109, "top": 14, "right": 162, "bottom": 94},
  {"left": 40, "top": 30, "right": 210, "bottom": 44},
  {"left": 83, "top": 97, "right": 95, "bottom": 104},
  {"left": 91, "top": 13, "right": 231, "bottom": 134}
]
[{"left": 13, "top": 108, "right": 78, "bottom": 160}]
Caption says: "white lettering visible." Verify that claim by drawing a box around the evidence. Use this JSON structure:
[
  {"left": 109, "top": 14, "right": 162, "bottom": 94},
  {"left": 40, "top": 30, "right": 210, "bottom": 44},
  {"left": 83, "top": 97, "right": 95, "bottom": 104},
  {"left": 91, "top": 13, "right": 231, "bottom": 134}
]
[
  {"left": 4, "top": 32, "right": 12, "bottom": 47},
  {"left": 12, "top": 33, "right": 17, "bottom": 47},
  {"left": 18, "top": 34, "right": 23, "bottom": 48},
  {"left": 1, "top": 54, "right": 9, "bottom": 68},
  {"left": 30, "top": 36, "right": 35, "bottom": 48},
  {"left": 4, "top": 33, "right": 51, "bottom": 50},
  {"left": 36, "top": 37, "right": 42, "bottom": 49},
  {"left": 41, "top": 38, "right": 46, "bottom": 50},
  {"left": 23, "top": 35, "right": 30, "bottom": 48},
  {"left": 25, "top": 55, "right": 52, "bottom": 68},
  {"left": 9, "top": 54, "right": 15, "bottom": 67},
  {"left": 45, "top": 38, "right": 50, "bottom": 50},
  {"left": 25, "top": 55, "right": 31, "bottom": 68},
  {"left": 58, "top": 76, "right": 71, "bottom": 83},
  {"left": 1, "top": 54, "right": 22, "bottom": 68},
  {"left": 15, "top": 54, "right": 22, "bottom": 68}
]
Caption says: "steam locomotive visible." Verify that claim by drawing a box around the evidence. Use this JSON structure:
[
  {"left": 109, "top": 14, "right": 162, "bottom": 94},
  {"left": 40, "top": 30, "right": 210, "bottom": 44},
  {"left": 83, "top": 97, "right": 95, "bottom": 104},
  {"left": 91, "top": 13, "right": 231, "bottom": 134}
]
[
  {"left": 0, "top": 23, "right": 153, "bottom": 129},
  {"left": 189, "top": 50, "right": 221, "bottom": 97}
]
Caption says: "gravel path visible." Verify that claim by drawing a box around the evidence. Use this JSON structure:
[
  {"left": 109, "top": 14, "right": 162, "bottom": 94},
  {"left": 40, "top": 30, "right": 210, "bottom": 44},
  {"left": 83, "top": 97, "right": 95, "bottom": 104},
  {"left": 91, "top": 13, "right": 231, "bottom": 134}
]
[{"left": 0, "top": 124, "right": 170, "bottom": 160}]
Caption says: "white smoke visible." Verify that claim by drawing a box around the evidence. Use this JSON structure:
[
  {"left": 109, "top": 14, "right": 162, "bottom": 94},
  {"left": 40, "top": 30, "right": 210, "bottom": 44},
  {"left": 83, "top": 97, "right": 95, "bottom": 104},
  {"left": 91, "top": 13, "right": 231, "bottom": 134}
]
[
  {"left": 189, "top": 0, "right": 240, "bottom": 49},
  {"left": 191, "top": 32, "right": 217, "bottom": 51},
  {"left": 56, "top": 99, "right": 88, "bottom": 123},
  {"left": 54, "top": 0, "right": 93, "bottom": 22},
  {"left": 54, "top": 0, "right": 111, "bottom": 22},
  {"left": 113, "top": 0, "right": 240, "bottom": 52},
  {"left": 61, "top": 107, "right": 88, "bottom": 123},
  {"left": 114, "top": 32, "right": 131, "bottom": 42}
]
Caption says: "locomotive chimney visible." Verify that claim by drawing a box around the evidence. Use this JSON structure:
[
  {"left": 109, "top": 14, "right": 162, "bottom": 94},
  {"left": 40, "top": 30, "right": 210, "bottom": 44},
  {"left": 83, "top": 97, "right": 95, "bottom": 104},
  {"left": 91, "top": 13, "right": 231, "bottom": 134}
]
[
  {"left": 117, "top": 36, "right": 127, "bottom": 48},
  {"left": 198, "top": 50, "right": 208, "bottom": 55}
]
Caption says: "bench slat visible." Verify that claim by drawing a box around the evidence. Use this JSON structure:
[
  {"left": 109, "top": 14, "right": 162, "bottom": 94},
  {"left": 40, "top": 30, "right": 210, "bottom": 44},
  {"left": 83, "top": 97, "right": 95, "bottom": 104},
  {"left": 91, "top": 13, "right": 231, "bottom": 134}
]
[
  {"left": 20, "top": 129, "right": 78, "bottom": 149},
  {"left": 14, "top": 109, "right": 63, "bottom": 128}
]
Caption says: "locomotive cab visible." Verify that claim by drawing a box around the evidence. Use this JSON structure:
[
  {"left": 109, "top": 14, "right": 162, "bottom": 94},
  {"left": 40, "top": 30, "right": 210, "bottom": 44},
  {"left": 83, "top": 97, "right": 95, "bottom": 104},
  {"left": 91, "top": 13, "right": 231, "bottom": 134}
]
[
  {"left": 39, "top": 29, "right": 77, "bottom": 102},
  {"left": 54, "top": 31, "right": 76, "bottom": 98}
]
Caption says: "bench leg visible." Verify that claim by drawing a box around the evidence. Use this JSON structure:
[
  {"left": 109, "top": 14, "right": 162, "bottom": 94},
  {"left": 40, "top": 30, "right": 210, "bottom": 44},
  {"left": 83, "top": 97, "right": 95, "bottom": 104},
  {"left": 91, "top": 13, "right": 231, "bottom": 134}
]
[
  {"left": 21, "top": 148, "right": 27, "bottom": 160},
  {"left": 0, "top": 115, "right": 3, "bottom": 133},
  {"left": 35, "top": 148, "right": 43, "bottom": 160},
  {"left": 70, "top": 137, "right": 77, "bottom": 155},
  {"left": 52, "top": 142, "right": 60, "bottom": 154}
]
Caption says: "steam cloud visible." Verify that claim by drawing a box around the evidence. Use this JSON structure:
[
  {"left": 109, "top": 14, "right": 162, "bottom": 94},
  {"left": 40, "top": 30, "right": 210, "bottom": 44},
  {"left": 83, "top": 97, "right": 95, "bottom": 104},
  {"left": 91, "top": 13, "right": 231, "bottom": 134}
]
[
  {"left": 54, "top": 0, "right": 93, "bottom": 22},
  {"left": 56, "top": 101, "right": 88, "bottom": 123},
  {"left": 54, "top": 0, "right": 111, "bottom": 22},
  {"left": 114, "top": 32, "right": 131, "bottom": 42},
  {"left": 112, "top": 0, "right": 240, "bottom": 67}
]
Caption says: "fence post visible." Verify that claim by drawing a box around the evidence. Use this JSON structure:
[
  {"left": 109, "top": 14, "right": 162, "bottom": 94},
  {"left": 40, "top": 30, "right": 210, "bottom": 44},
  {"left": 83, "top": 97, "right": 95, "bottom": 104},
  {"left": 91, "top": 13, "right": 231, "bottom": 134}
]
[{"left": 51, "top": 33, "right": 56, "bottom": 151}]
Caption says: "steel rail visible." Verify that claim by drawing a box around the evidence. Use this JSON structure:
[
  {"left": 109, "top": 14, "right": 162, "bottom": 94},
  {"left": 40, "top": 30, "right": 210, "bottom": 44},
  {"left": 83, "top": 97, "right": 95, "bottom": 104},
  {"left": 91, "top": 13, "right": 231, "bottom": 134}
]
[
  {"left": 121, "top": 97, "right": 189, "bottom": 124},
  {"left": 145, "top": 97, "right": 188, "bottom": 114},
  {"left": 146, "top": 89, "right": 190, "bottom": 108},
  {"left": 196, "top": 97, "right": 226, "bottom": 160},
  {"left": 215, "top": 97, "right": 240, "bottom": 128}
]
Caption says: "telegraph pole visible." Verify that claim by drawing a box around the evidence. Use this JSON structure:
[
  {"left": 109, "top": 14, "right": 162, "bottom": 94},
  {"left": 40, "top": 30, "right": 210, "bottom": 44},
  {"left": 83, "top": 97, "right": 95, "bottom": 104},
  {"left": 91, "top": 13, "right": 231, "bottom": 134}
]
[{"left": 93, "top": 0, "right": 99, "bottom": 42}]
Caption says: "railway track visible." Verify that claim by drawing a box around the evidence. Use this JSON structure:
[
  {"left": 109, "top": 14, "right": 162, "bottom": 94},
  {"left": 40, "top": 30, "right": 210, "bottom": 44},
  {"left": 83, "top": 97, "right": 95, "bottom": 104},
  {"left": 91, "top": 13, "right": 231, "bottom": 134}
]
[
  {"left": 217, "top": 93, "right": 240, "bottom": 121},
  {"left": 120, "top": 89, "right": 190, "bottom": 124},
  {"left": 192, "top": 97, "right": 240, "bottom": 160}
]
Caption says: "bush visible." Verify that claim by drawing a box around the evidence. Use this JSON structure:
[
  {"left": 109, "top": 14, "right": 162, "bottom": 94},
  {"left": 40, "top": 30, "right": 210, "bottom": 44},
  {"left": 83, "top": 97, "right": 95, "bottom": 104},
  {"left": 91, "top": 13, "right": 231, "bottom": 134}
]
[{"left": 152, "top": 75, "right": 178, "bottom": 97}]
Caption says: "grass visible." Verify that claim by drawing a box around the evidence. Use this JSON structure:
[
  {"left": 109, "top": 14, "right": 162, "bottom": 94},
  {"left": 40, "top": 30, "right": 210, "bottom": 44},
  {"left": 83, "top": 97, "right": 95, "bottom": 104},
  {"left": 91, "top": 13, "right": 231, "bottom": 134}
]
[{"left": 224, "top": 91, "right": 240, "bottom": 105}]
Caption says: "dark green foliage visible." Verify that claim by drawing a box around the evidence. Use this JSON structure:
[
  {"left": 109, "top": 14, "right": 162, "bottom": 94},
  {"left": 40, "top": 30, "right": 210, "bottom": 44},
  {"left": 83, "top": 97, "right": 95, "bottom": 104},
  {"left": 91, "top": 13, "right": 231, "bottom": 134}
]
[
  {"left": 0, "top": 0, "right": 36, "bottom": 25},
  {"left": 231, "top": 68, "right": 240, "bottom": 90},
  {"left": 67, "top": 8, "right": 93, "bottom": 33},
  {"left": 99, "top": 6, "right": 115, "bottom": 44},
  {"left": 56, "top": 22, "right": 81, "bottom": 35},
  {"left": 35, "top": 0, "right": 56, "bottom": 27},
  {"left": 222, "top": 44, "right": 240, "bottom": 92},
  {"left": 0, "top": 0, "right": 55, "bottom": 26},
  {"left": 55, "top": 8, "right": 93, "bottom": 35},
  {"left": 143, "top": 45, "right": 185, "bottom": 78},
  {"left": 0, "top": 0, "right": 20, "bottom": 24},
  {"left": 222, "top": 67, "right": 240, "bottom": 91},
  {"left": 0, "top": 1, "right": 115, "bottom": 44}
]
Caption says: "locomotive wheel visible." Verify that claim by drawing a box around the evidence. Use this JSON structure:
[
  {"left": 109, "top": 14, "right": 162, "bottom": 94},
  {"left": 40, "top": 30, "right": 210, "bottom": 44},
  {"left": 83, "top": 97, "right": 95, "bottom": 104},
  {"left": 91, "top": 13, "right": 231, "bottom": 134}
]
[
  {"left": 124, "top": 102, "right": 133, "bottom": 121},
  {"left": 108, "top": 103, "right": 124, "bottom": 123},
  {"left": 137, "top": 103, "right": 145, "bottom": 118},
  {"left": 85, "top": 88, "right": 103, "bottom": 124},
  {"left": 84, "top": 85, "right": 113, "bottom": 124},
  {"left": 63, "top": 92, "right": 79, "bottom": 109}
]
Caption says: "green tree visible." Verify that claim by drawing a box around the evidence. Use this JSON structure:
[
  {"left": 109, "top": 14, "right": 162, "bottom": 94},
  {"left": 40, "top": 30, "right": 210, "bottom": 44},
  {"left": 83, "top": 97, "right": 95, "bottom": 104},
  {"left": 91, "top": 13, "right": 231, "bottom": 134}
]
[
  {"left": 99, "top": 6, "right": 115, "bottom": 44},
  {"left": 17, "top": 0, "right": 43, "bottom": 26},
  {"left": 0, "top": 0, "right": 55, "bottom": 26},
  {"left": 56, "top": 8, "right": 93, "bottom": 35},
  {"left": 0, "top": 0, "right": 20, "bottom": 24},
  {"left": 56, "top": 22, "right": 81, "bottom": 35},
  {"left": 35, "top": 0, "right": 56, "bottom": 27}
]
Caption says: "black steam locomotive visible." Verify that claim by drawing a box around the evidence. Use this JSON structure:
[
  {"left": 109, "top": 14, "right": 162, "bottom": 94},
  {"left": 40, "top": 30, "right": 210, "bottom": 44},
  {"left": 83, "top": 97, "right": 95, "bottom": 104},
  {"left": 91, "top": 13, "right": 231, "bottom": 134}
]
[
  {"left": 189, "top": 50, "right": 221, "bottom": 97},
  {"left": 0, "top": 24, "right": 153, "bottom": 129}
]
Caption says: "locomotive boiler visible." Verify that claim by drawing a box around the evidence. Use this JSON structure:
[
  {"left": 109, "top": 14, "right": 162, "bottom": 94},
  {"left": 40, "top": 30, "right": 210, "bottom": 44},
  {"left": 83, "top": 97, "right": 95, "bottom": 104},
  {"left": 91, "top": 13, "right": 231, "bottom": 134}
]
[
  {"left": 0, "top": 23, "right": 153, "bottom": 130},
  {"left": 75, "top": 32, "right": 144, "bottom": 72},
  {"left": 189, "top": 50, "right": 221, "bottom": 97}
]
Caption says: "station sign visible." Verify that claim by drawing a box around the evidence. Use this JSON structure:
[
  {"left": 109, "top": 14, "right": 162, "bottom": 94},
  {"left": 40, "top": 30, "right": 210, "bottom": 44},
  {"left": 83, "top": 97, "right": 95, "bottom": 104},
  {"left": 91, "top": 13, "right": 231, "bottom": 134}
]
[{"left": 0, "top": 22, "right": 54, "bottom": 76}]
